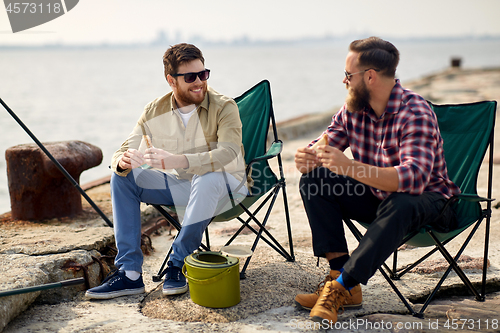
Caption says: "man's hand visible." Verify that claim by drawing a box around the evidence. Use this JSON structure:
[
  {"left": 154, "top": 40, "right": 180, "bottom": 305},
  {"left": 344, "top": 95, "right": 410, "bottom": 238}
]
[
  {"left": 295, "top": 146, "right": 321, "bottom": 174},
  {"left": 144, "top": 147, "right": 189, "bottom": 170},
  {"left": 316, "top": 146, "right": 352, "bottom": 175},
  {"left": 118, "top": 149, "right": 145, "bottom": 170},
  {"left": 317, "top": 145, "right": 399, "bottom": 192}
]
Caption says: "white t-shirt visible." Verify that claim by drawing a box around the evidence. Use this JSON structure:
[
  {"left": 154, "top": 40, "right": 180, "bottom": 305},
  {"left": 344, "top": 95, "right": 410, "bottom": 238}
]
[{"left": 179, "top": 106, "right": 197, "bottom": 128}]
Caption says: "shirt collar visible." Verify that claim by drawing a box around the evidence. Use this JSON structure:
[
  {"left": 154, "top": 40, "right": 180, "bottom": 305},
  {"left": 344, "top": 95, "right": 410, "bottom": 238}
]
[
  {"left": 384, "top": 79, "right": 403, "bottom": 115},
  {"left": 360, "top": 79, "right": 401, "bottom": 120},
  {"left": 200, "top": 87, "right": 210, "bottom": 112}
]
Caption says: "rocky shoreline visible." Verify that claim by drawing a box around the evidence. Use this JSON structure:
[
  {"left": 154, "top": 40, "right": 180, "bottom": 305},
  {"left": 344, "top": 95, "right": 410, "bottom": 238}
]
[{"left": 1, "top": 66, "right": 500, "bottom": 332}]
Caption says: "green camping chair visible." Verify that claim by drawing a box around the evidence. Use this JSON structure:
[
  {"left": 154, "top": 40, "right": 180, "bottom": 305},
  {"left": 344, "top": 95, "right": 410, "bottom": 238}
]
[
  {"left": 151, "top": 80, "right": 295, "bottom": 281},
  {"left": 343, "top": 100, "right": 497, "bottom": 317}
]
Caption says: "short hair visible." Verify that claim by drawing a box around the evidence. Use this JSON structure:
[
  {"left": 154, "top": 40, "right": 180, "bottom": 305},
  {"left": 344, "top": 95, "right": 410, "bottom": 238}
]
[
  {"left": 163, "top": 43, "right": 205, "bottom": 79},
  {"left": 349, "top": 37, "right": 399, "bottom": 78}
]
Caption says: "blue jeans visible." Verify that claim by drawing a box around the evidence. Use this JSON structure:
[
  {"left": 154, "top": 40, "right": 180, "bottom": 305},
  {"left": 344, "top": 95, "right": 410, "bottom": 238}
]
[{"left": 111, "top": 169, "right": 248, "bottom": 271}]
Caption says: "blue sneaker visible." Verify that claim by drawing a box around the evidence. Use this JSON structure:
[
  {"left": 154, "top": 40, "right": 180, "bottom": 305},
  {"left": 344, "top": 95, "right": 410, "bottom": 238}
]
[
  {"left": 85, "top": 270, "right": 145, "bottom": 299},
  {"left": 162, "top": 262, "right": 188, "bottom": 296}
]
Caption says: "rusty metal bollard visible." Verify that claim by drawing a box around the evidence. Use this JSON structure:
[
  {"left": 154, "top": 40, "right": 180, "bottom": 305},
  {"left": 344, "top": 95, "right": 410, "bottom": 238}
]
[{"left": 5, "top": 141, "right": 103, "bottom": 220}]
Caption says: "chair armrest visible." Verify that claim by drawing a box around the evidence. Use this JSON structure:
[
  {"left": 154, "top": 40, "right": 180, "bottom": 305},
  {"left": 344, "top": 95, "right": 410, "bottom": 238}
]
[
  {"left": 455, "top": 193, "right": 495, "bottom": 202},
  {"left": 232, "top": 140, "right": 283, "bottom": 198},
  {"left": 246, "top": 140, "right": 283, "bottom": 172}
]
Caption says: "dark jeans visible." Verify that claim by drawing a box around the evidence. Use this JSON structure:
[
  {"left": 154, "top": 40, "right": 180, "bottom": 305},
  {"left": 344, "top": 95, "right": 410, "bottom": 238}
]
[{"left": 299, "top": 167, "right": 457, "bottom": 285}]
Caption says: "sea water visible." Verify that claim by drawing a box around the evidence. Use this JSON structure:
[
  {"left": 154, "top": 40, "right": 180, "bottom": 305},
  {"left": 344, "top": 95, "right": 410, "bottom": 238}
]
[{"left": 0, "top": 39, "right": 499, "bottom": 214}]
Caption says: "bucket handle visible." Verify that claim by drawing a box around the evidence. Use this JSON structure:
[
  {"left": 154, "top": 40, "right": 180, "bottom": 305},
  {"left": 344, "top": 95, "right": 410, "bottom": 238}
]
[{"left": 182, "top": 265, "right": 233, "bottom": 285}]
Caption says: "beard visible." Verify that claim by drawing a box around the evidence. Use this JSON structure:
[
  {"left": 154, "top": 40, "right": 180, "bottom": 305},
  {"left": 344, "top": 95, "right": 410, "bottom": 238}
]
[
  {"left": 175, "top": 82, "right": 207, "bottom": 106},
  {"left": 345, "top": 80, "right": 370, "bottom": 113}
]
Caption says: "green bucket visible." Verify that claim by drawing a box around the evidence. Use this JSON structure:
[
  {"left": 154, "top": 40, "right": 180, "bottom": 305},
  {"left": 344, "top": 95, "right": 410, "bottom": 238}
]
[{"left": 183, "top": 251, "right": 240, "bottom": 308}]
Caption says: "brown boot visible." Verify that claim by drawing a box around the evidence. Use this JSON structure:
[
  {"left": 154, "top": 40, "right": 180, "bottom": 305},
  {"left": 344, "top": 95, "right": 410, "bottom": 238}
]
[
  {"left": 295, "top": 270, "right": 362, "bottom": 310},
  {"left": 309, "top": 280, "right": 349, "bottom": 324}
]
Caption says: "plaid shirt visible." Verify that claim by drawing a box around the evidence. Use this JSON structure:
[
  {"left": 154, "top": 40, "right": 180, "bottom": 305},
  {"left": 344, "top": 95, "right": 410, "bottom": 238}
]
[{"left": 311, "top": 79, "right": 460, "bottom": 200}]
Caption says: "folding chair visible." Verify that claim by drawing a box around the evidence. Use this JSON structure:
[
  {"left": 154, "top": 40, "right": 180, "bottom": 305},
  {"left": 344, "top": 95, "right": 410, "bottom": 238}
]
[
  {"left": 151, "top": 80, "right": 295, "bottom": 282},
  {"left": 343, "top": 100, "right": 497, "bottom": 317}
]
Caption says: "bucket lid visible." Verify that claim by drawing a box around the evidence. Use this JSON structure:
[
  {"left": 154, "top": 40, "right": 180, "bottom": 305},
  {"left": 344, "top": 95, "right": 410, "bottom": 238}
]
[
  {"left": 185, "top": 251, "right": 238, "bottom": 269},
  {"left": 220, "top": 245, "right": 253, "bottom": 258}
]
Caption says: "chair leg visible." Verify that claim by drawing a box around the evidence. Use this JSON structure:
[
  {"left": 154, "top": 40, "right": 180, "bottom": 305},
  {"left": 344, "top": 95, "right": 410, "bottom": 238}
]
[
  {"left": 228, "top": 188, "right": 294, "bottom": 261},
  {"left": 239, "top": 190, "right": 280, "bottom": 278},
  {"left": 239, "top": 256, "right": 251, "bottom": 280},
  {"left": 416, "top": 222, "right": 485, "bottom": 314},
  {"left": 395, "top": 246, "right": 440, "bottom": 278},
  {"left": 481, "top": 213, "right": 491, "bottom": 297},
  {"left": 238, "top": 185, "right": 296, "bottom": 278},
  {"left": 151, "top": 204, "right": 180, "bottom": 282},
  {"left": 281, "top": 180, "right": 295, "bottom": 261},
  {"left": 152, "top": 204, "right": 182, "bottom": 230},
  {"left": 377, "top": 265, "right": 419, "bottom": 317},
  {"left": 151, "top": 204, "right": 211, "bottom": 281},
  {"left": 391, "top": 250, "right": 400, "bottom": 280},
  {"left": 152, "top": 178, "right": 294, "bottom": 281},
  {"left": 428, "top": 227, "right": 484, "bottom": 299},
  {"left": 344, "top": 212, "right": 490, "bottom": 317},
  {"left": 227, "top": 215, "right": 290, "bottom": 259},
  {"left": 224, "top": 192, "right": 273, "bottom": 245},
  {"left": 153, "top": 241, "right": 174, "bottom": 282},
  {"left": 205, "top": 226, "right": 210, "bottom": 250}
]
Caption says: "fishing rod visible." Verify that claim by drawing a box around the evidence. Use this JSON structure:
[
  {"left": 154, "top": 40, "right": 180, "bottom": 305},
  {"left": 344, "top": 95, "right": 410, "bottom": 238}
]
[
  {"left": 0, "top": 277, "right": 85, "bottom": 298},
  {"left": 0, "top": 98, "right": 113, "bottom": 228}
]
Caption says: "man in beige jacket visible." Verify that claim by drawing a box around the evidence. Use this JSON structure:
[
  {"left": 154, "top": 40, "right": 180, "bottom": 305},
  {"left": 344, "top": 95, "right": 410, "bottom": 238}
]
[{"left": 86, "top": 43, "right": 249, "bottom": 299}]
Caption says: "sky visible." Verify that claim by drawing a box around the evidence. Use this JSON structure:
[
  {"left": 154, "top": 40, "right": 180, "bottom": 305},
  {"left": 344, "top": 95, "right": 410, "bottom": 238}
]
[{"left": 1, "top": 0, "right": 500, "bottom": 46}]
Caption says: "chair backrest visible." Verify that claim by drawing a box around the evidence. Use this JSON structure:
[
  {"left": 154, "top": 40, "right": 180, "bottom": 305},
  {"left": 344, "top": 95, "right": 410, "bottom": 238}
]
[
  {"left": 430, "top": 101, "right": 496, "bottom": 228},
  {"left": 405, "top": 101, "right": 496, "bottom": 247},
  {"left": 212, "top": 81, "right": 279, "bottom": 222},
  {"left": 234, "top": 80, "right": 278, "bottom": 196}
]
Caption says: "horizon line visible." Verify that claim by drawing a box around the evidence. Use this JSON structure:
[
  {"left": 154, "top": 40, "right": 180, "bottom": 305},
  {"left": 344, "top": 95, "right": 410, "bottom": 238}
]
[{"left": 1, "top": 33, "right": 500, "bottom": 49}]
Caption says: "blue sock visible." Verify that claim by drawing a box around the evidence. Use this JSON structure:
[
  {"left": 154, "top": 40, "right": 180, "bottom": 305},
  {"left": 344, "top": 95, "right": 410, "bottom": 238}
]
[
  {"left": 336, "top": 273, "right": 346, "bottom": 289},
  {"left": 336, "top": 271, "right": 358, "bottom": 291}
]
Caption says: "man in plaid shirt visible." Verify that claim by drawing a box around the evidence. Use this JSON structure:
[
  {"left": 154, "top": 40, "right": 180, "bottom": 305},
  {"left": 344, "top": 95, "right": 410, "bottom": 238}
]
[{"left": 294, "top": 37, "right": 460, "bottom": 324}]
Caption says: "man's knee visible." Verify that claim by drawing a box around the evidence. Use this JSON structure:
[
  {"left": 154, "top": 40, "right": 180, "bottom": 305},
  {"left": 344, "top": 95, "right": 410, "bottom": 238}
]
[
  {"left": 379, "top": 192, "right": 426, "bottom": 214},
  {"left": 376, "top": 192, "right": 434, "bottom": 231},
  {"left": 377, "top": 193, "right": 416, "bottom": 218},
  {"left": 192, "top": 173, "right": 226, "bottom": 194}
]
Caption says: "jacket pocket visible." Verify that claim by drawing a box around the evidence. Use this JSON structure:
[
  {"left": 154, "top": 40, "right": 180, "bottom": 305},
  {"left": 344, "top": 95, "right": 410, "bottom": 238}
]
[{"left": 154, "top": 138, "right": 178, "bottom": 154}]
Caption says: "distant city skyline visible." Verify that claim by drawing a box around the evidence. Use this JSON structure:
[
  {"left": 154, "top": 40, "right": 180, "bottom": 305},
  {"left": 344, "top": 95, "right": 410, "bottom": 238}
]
[
  {"left": 1, "top": 29, "right": 499, "bottom": 50},
  {"left": 1, "top": 0, "right": 500, "bottom": 46}
]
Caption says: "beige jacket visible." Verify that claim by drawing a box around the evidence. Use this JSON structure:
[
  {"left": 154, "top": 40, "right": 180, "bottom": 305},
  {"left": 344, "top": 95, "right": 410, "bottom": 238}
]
[{"left": 111, "top": 86, "right": 251, "bottom": 188}]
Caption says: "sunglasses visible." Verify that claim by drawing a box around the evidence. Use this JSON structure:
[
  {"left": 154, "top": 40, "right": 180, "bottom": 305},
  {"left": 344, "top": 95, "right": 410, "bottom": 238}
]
[
  {"left": 344, "top": 68, "right": 379, "bottom": 81},
  {"left": 171, "top": 69, "right": 210, "bottom": 83}
]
